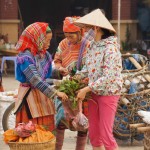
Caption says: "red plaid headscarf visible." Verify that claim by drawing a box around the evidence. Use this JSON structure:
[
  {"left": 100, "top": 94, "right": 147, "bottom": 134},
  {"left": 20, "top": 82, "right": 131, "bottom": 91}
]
[
  {"left": 63, "top": 17, "right": 81, "bottom": 33},
  {"left": 16, "top": 22, "right": 50, "bottom": 55}
]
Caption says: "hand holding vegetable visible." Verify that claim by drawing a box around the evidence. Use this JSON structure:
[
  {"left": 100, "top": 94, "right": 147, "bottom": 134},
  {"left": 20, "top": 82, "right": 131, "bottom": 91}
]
[
  {"left": 57, "top": 78, "right": 90, "bottom": 108},
  {"left": 76, "top": 86, "right": 91, "bottom": 101},
  {"left": 73, "top": 74, "right": 82, "bottom": 80},
  {"left": 53, "top": 79, "right": 62, "bottom": 86},
  {"left": 59, "top": 67, "right": 69, "bottom": 76},
  {"left": 56, "top": 91, "right": 68, "bottom": 102}
]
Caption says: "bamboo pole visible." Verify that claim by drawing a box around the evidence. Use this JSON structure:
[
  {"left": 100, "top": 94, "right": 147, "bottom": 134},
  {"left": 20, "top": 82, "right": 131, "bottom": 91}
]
[
  {"left": 144, "top": 74, "right": 150, "bottom": 82},
  {"left": 128, "top": 57, "right": 150, "bottom": 82},
  {"left": 128, "top": 57, "right": 142, "bottom": 69},
  {"left": 129, "top": 123, "right": 146, "bottom": 129},
  {"left": 137, "top": 126, "right": 150, "bottom": 133},
  {"left": 121, "top": 98, "right": 130, "bottom": 106}
]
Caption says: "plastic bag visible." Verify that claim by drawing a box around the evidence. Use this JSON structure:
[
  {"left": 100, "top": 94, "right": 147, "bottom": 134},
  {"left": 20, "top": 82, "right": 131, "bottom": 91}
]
[
  {"left": 72, "top": 100, "right": 89, "bottom": 131},
  {"left": 72, "top": 112, "right": 89, "bottom": 131},
  {"left": 15, "top": 121, "right": 35, "bottom": 137}
]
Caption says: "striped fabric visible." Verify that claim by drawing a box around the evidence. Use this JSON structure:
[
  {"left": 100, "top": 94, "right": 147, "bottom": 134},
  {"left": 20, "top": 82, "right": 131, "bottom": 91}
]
[
  {"left": 15, "top": 85, "right": 55, "bottom": 118},
  {"left": 16, "top": 105, "right": 55, "bottom": 131},
  {"left": 54, "top": 37, "right": 89, "bottom": 129},
  {"left": 23, "top": 64, "right": 56, "bottom": 98},
  {"left": 54, "top": 97, "right": 65, "bottom": 127},
  {"left": 16, "top": 22, "right": 49, "bottom": 55},
  {"left": 16, "top": 50, "right": 57, "bottom": 98},
  {"left": 15, "top": 23, "right": 56, "bottom": 131},
  {"left": 27, "top": 88, "right": 55, "bottom": 118},
  {"left": 84, "top": 28, "right": 95, "bottom": 41},
  {"left": 15, "top": 50, "right": 58, "bottom": 131},
  {"left": 15, "top": 85, "right": 55, "bottom": 131},
  {"left": 63, "top": 17, "right": 80, "bottom": 33},
  {"left": 54, "top": 38, "right": 88, "bottom": 72}
]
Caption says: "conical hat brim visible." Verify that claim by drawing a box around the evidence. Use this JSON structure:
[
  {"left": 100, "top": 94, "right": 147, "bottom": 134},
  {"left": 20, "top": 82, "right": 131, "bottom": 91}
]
[{"left": 74, "top": 9, "right": 116, "bottom": 33}]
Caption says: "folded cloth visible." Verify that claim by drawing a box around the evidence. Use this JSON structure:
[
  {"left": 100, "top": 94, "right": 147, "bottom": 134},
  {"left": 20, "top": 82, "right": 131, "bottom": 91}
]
[
  {"left": 138, "top": 110, "right": 150, "bottom": 124},
  {"left": 137, "top": 110, "right": 150, "bottom": 118},
  {"left": 143, "top": 117, "right": 150, "bottom": 124},
  {"left": 128, "top": 82, "right": 138, "bottom": 94}
]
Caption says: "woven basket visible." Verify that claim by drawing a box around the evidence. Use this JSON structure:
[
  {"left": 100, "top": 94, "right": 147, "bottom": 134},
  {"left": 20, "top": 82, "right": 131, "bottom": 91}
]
[
  {"left": 121, "top": 71, "right": 150, "bottom": 94},
  {"left": 114, "top": 89, "right": 150, "bottom": 141},
  {"left": 8, "top": 138, "right": 56, "bottom": 150},
  {"left": 122, "top": 54, "right": 148, "bottom": 73},
  {"left": 144, "top": 130, "right": 150, "bottom": 150},
  {"left": 129, "top": 123, "right": 150, "bottom": 149}
]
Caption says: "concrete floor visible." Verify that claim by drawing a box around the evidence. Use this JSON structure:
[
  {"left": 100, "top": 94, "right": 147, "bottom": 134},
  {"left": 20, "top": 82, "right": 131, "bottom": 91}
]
[{"left": 0, "top": 75, "right": 144, "bottom": 150}]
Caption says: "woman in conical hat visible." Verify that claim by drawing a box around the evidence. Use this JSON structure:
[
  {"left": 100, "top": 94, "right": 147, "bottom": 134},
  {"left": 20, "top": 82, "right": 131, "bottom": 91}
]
[{"left": 75, "top": 9, "right": 123, "bottom": 150}]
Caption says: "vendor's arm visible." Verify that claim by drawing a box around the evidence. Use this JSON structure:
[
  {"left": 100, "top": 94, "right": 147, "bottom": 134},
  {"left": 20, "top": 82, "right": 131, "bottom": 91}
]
[
  {"left": 53, "top": 47, "right": 63, "bottom": 69},
  {"left": 53, "top": 48, "right": 69, "bottom": 76},
  {"left": 76, "top": 86, "right": 91, "bottom": 101},
  {"left": 17, "top": 56, "right": 67, "bottom": 100}
]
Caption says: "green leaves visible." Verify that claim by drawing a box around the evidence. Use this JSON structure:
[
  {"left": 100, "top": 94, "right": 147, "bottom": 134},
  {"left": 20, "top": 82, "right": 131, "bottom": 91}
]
[{"left": 58, "top": 78, "right": 86, "bottom": 109}]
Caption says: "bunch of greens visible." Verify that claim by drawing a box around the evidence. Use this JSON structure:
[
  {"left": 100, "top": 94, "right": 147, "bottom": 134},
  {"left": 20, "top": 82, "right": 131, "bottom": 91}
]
[{"left": 58, "top": 78, "right": 87, "bottom": 109}]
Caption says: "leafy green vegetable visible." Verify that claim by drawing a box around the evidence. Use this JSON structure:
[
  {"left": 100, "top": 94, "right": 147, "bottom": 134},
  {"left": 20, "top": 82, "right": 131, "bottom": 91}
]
[{"left": 58, "top": 78, "right": 87, "bottom": 109}]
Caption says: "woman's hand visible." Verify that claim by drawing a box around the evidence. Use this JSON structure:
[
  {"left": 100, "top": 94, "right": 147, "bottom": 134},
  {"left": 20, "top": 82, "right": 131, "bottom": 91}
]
[
  {"left": 77, "top": 89, "right": 87, "bottom": 101},
  {"left": 53, "top": 79, "right": 62, "bottom": 86},
  {"left": 76, "top": 86, "right": 91, "bottom": 101},
  {"left": 59, "top": 67, "right": 69, "bottom": 76},
  {"left": 56, "top": 91, "right": 68, "bottom": 102},
  {"left": 73, "top": 74, "right": 82, "bottom": 80},
  {"left": 81, "top": 77, "right": 89, "bottom": 84}
]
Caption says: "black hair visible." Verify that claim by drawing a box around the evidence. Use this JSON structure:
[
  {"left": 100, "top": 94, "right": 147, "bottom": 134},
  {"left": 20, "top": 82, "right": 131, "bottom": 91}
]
[{"left": 101, "top": 28, "right": 115, "bottom": 39}]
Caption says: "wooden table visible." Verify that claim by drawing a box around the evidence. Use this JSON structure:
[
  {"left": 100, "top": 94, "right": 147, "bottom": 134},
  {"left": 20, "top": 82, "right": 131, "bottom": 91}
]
[{"left": 0, "top": 49, "right": 18, "bottom": 56}]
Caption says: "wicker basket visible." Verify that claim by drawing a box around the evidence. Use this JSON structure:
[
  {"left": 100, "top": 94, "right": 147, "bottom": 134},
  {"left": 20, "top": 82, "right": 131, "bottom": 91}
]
[
  {"left": 114, "top": 55, "right": 149, "bottom": 141},
  {"left": 122, "top": 54, "right": 148, "bottom": 73},
  {"left": 121, "top": 71, "right": 150, "bottom": 94},
  {"left": 144, "top": 130, "right": 150, "bottom": 150},
  {"left": 8, "top": 138, "right": 56, "bottom": 150},
  {"left": 129, "top": 123, "right": 150, "bottom": 149},
  {"left": 114, "top": 89, "right": 150, "bottom": 141}
]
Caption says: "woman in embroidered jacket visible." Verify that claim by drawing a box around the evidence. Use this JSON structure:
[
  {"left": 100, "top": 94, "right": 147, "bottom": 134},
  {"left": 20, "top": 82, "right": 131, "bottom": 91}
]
[
  {"left": 14, "top": 22, "right": 68, "bottom": 132},
  {"left": 54, "top": 17, "right": 89, "bottom": 150},
  {"left": 75, "top": 9, "right": 123, "bottom": 150}
]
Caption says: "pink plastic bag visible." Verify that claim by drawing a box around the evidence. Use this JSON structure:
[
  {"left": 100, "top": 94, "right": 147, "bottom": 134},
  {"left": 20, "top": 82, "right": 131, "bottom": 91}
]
[{"left": 15, "top": 121, "right": 35, "bottom": 137}]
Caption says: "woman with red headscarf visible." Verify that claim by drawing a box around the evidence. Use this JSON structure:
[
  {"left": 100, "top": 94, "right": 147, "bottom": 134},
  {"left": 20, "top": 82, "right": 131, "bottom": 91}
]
[
  {"left": 14, "top": 22, "right": 68, "bottom": 132},
  {"left": 54, "top": 17, "right": 89, "bottom": 150}
]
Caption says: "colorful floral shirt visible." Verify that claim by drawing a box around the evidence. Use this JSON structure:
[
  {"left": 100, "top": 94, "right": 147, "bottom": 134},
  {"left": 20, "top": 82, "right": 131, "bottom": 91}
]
[{"left": 78, "top": 36, "right": 123, "bottom": 95}]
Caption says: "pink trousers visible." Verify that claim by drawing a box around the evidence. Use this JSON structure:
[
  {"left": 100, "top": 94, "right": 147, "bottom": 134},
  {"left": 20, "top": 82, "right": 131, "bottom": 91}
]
[{"left": 88, "top": 94, "right": 119, "bottom": 150}]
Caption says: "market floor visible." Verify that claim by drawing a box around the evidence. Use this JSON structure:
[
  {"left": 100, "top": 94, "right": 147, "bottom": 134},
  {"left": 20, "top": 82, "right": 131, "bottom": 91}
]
[{"left": 0, "top": 75, "right": 143, "bottom": 150}]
